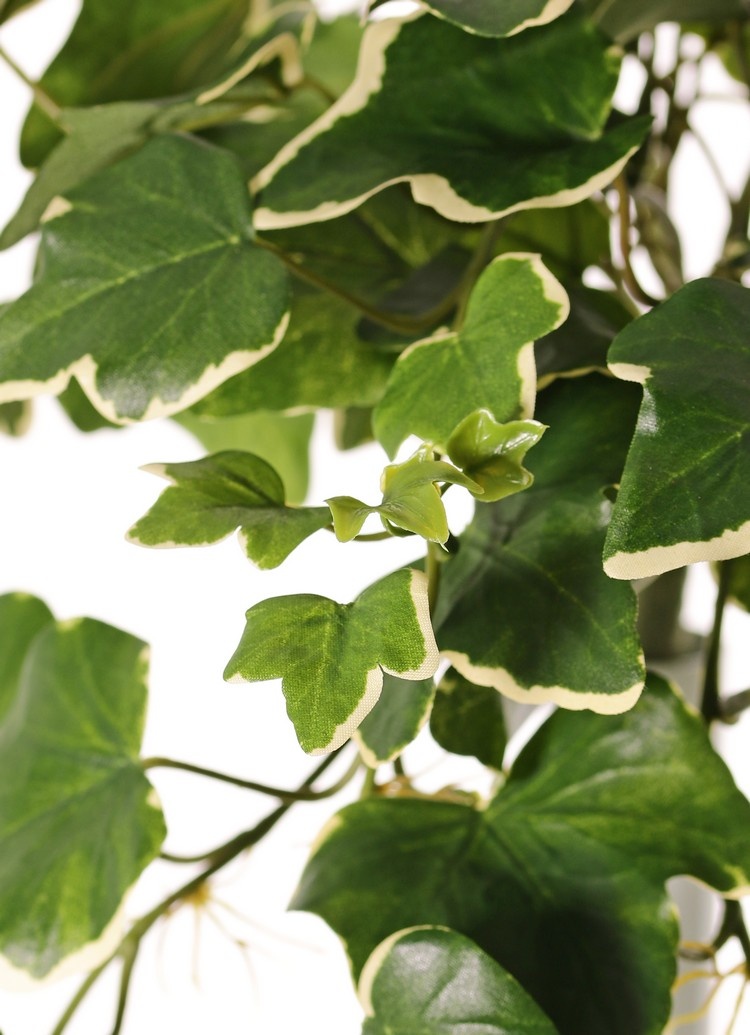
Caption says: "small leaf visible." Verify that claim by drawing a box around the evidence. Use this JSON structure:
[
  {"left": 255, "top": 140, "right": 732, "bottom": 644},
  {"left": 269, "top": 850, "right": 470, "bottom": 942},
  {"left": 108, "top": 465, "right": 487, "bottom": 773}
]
[
  {"left": 360, "top": 927, "right": 559, "bottom": 1035},
  {"left": 374, "top": 254, "right": 569, "bottom": 457},
  {"left": 430, "top": 667, "right": 507, "bottom": 768},
  {"left": 128, "top": 451, "right": 329, "bottom": 569},
  {"left": 355, "top": 674, "right": 436, "bottom": 767},
  {"left": 0, "top": 593, "right": 54, "bottom": 722},
  {"left": 447, "top": 411, "right": 547, "bottom": 502},
  {"left": 604, "top": 279, "right": 750, "bottom": 580},
  {"left": 411, "top": 0, "right": 573, "bottom": 37},
  {"left": 224, "top": 569, "right": 439, "bottom": 753},
  {"left": 0, "top": 615, "right": 165, "bottom": 979}
]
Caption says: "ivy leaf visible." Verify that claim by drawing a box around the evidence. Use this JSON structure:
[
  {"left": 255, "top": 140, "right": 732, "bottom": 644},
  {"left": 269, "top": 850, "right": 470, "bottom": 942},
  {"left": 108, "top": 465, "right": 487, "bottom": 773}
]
[
  {"left": 446, "top": 412, "right": 547, "bottom": 502},
  {"left": 436, "top": 375, "right": 645, "bottom": 712},
  {"left": 604, "top": 279, "right": 750, "bottom": 580},
  {"left": 328, "top": 446, "right": 481, "bottom": 544},
  {"left": 292, "top": 675, "right": 750, "bottom": 1035},
  {"left": 360, "top": 927, "right": 559, "bottom": 1035},
  {"left": 224, "top": 569, "right": 439, "bottom": 753},
  {"left": 0, "top": 135, "right": 290, "bottom": 423},
  {"left": 579, "top": 0, "right": 749, "bottom": 42},
  {"left": 0, "top": 593, "right": 54, "bottom": 723},
  {"left": 355, "top": 674, "right": 436, "bottom": 767},
  {"left": 254, "top": 11, "right": 649, "bottom": 228},
  {"left": 374, "top": 255, "right": 569, "bottom": 457},
  {"left": 0, "top": 614, "right": 166, "bottom": 980},
  {"left": 727, "top": 555, "right": 750, "bottom": 611},
  {"left": 430, "top": 667, "right": 507, "bottom": 768},
  {"left": 411, "top": 0, "right": 573, "bottom": 37},
  {"left": 127, "top": 451, "right": 329, "bottom": 569},
  {"left": 535, "top": 285, "right": 630, "bottom": 388}
]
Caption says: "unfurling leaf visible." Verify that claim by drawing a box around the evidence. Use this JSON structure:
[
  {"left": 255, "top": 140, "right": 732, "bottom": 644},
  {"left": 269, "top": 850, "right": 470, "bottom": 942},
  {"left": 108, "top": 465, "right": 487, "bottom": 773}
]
[{"left": 447, "top": 411, "right": 547, "bottom": 502}]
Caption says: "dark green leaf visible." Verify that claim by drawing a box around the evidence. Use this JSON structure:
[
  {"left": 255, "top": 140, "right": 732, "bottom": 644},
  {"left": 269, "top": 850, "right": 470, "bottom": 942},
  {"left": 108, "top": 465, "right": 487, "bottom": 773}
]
[
  {"left": 360, "top": 927, "right": 559, "bottom": 1035},
  {"left": 356, "top": 674, "right": 436, "bottom": 766},
  {"left": 604, "top": 279, "right": 750, "bottom": 580},
  {"left": 0, "top": 135, "right": 290, "bottom": 423},
  {"left": 0, "top": 400, "right": 32, "bottom": 436},
  {"left": 413, "top": 0, "right": 573, "bottom": 37},
  {"left": 293, "top": 676, "right": 750, "bottom": 1035},
  {"left": 254, "top": 11, "right": 649, "bottom": 228},
  {"left": 430, "top": 668, "right": 507, "bottom": 767}
]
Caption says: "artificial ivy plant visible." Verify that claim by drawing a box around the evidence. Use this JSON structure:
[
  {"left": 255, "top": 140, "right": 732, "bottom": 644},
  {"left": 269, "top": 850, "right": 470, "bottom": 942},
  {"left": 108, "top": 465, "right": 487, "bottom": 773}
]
[{"left": 0, "top": 0, "right": 749, "bottom": 1032}]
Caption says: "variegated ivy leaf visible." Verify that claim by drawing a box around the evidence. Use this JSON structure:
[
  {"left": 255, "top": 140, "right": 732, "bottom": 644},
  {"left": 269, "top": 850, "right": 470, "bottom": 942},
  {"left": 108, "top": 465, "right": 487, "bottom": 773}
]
[
  {"left": 253, "top": 10, "right": 649, "bottom": 229},
  {"left": 0, "top": 135, "right": 290, "bottom": 424},
  {"left": 128, "top": 451, "right": 329, "bottom": 569},
  {"left": 0, "top": 400, "right": 32, "bottom": 436},
  {"left": 436, "top": 375, "right": 645, "bottom": 712},
  {"left": 374, "top": 255, "right": 569, "bottom": 457},
  {"left": 224, "top": 569, "right": 439, "bottom": 754},
  {"left": 360, "top": 927, "right": 559, "bottom": 1035},
  {"left": 410, "top": 0, "right": 573, "bottom": 37},
  {"left": 292, "top": 676, "right": 750, "bottom": 1035},
  {"left": 446, "top": 412, "right": 547, "bottom": 502},
  {"left": 328, "top": 446, "right": 480, "bottom": 544},
  {"left": 355, "top": 673, "right": 436, "bottom": 767},
  {"left": 604, "top": 279, "right": 750, "bottom": 580},
  {"left": 430, "top": 667, "right": 507, "bottom": 768},
  {"left": 0, "top": 608, "right": 165, "bottom": 980}
]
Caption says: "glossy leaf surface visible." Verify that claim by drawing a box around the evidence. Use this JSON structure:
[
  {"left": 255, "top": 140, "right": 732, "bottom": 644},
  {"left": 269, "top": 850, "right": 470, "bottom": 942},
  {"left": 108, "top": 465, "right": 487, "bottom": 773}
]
[
  {"left": 605, "top": 279, "right": 750, "bottom": 579},
  {"left": 413, "top": 0, "right": 573, "bottom": 37},
  {"left": 224, "top": 569, "right": 439, "bottom": 753},
  {"left": 293, "top": 676, "right": 750, "bottom": 1035}
]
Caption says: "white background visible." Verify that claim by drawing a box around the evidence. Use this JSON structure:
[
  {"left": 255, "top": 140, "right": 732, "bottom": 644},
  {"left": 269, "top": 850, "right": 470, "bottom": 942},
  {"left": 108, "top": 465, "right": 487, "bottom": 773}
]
[{"left": 0, "top": 3, "right": 749, "bottom": 1033}]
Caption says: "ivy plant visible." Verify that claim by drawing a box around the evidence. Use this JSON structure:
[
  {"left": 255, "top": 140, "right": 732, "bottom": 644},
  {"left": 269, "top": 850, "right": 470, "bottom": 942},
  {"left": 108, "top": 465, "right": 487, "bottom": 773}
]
[{"left": 0, "top": 0, "right": 749, "bottom": 1032}]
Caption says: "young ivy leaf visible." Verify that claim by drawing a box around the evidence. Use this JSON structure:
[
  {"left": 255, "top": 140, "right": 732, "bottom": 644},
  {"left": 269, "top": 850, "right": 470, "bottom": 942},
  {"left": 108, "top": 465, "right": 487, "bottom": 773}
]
[
  {"left": 127, "top": 451, "right": 330, "bottom": 570},
  {"left": 327, "top": 445, "right": 481, "bottom": 544},
  {"left": 410, "top": 0, "right": 574, "bottom": 38},
  {"left": 360, "top": 927, "right": 559, "bottom": 1035},
  {"left": 0, "top": 134, "right": 290, "bottom": 423},
  {"left": 374, "top": 254, "right": 569, "bottom": 457},
  {"left": 355, "top": 673, "right": 436, "bottom": 767},
  {"left": 604, "top": 279, "right": 750, "bottom": 580},
  {"left": 253, "top": 10, "right": 649, "bottom": 228},
  {"left": 224, "top": 569, "right": 439, "bottom": 754},
  {"left": 0, "top": 609, "right": 165, "bottom": 981},
  {"left": 446, "top": 411, "right": 547, "bottom": 502},
  {"left": 291, "top": 675, "right": 750, "bottom": 1035}
]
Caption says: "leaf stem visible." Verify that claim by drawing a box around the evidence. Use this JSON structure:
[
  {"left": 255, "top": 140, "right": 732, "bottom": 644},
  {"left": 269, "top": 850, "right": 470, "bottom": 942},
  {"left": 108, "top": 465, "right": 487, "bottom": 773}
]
[
  {"left": 110, "top": 938, "right": 140, "bottom": 1035},
  {"left": 0, "top": 43, "right": 63, "bottom": 125},
  {"left": 614, "top": 174, "right": 660, "bottom": 308},
  {"left": 701, "top": 560, "right": 733, "bottom": 723}
]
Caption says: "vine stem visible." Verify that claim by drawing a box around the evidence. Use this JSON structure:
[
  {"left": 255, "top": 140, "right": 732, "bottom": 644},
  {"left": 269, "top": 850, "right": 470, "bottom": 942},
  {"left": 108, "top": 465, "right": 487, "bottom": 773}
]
[
  {"left": 613, "top": 174, "right": 660, "bottom": 307},
  {"left": 50, "top": 750, "right": 345, "bottom": 1035},
  {"left": 701, "top": 560, "right": 733, "bottom": 723},
  {"left": 0, "top": 43, "right": 63, "bottom": 124}
]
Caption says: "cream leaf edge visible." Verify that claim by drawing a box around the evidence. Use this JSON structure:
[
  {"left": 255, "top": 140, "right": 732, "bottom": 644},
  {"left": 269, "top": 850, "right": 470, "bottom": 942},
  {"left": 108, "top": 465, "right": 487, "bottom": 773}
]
[{"left": 419, "top": 0, "right": 574, "bottom": 37}]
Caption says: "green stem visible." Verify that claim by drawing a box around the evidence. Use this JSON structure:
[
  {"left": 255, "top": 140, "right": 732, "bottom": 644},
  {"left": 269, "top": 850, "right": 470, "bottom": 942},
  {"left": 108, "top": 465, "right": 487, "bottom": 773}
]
[
  {"left": 0, "top": 43, "right": 64, "bottom": 125},
  {"left": 426, "top": 540, "right": 443, "bottom": 616},
  {"left": 110, "top": 939, "right": 140, "bottom": 1035},
  {"left": 701, "top": 560, "right": 733, "bottom": 723},
  {"left": 721, "top": 688, "right": 750, "bottom": 723}
]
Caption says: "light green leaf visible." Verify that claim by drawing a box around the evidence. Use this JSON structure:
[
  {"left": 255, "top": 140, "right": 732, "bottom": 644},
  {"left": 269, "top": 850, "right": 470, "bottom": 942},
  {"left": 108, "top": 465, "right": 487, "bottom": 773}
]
[
  {"left": 0, "top": 400, "right": 32, "bottom": 436},
  {"left": 254, "top": 11, "right": 649, "bottom": 228},
  {"left": 128, "top": 451, "right": 329, "bottom": 569},
  {"left": 581, "top": 0, "right": 749, "bottom": 42},
  {"left": 0, "top": 615, "right": 165, "bottom": 979},
  {"left": 415, "top": 0, "right": 573, "bottom": 37},
  {"left": 0, "top": 135, "right": 290, "bottom": 423},
  {"left": 497, "top": 201, "right": 611, "bottom": 280},
  {"left": 0, "top": 593, "right": 54, "bottom": 722},
  {"left": 224, "top": 569, "right": 439, "bottom": 753},
  {"left": 360, "top": 927, "right": 559, "bottom": 1035},
  {"left": 447, "top": 412, "right": 547, "bottom": 502},
  {"left": 292, "top": 675, "right": 750, "bottom": 1035},
  {"left": 374, "top": 254, "right": 568, "bottom": 457},
  {"left": 430, "top": 667, "right": 507, "bottom": 767},
  {"left": 604, "top": 279, "right": 750, "bottom": 580},
  {"left": 328, "top": 446, "right": 481, "bottom": 544},
  {"left": 355, "top": 674, "right": 436, "bottom": 766},
  {"left": 436, "top": 375, "right": 645, "bottom": 712}
]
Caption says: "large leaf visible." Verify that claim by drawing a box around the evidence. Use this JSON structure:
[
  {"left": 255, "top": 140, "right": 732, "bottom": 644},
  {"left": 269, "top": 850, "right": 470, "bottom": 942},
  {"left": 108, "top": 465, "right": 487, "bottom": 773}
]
[
  {"left": 0, "top": 135, "right": 290, "bottom": 423},
  {"left": 292, "top": 676, "right": 750, "bottom": 1035},
  {"left": 374, "top": 255, "right": 569, "bottom": 457},
  {"left": 253, "top": 11, "right": 649, "bottom": 228},
  {"left": 604, "top": 279, "right": 750, "bottom": 580},
  {"left": 0, "top": 614, "right": 166, "bottom": 979},
  {"left": 581, "top": 0, "right": 749, "bottom": 42},
  {"left": 436, "top": 374, "right": 644, "bottom": 712},
  {"left": 360, "top": 927, "right": 559, "bottom": 1035},
  {"left": 224, "top": 569, "right": 439, "bottom": 753},
  {"left": 355, "top": 674, "right": 436, "bottom": 767},
  {"left": 0, "top": 593, "right": 53, "bottom": 723}
]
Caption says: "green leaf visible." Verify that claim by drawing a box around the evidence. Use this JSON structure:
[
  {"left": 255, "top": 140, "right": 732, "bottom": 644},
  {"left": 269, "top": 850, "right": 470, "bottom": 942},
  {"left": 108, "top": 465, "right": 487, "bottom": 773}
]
[
  {"left": 302, "top": 14, "right": 362, "bottom": 97},
  {"left": 430, "top": 667, "right": 507, "bottom": 768},
  {"left": 128, "top": 451, "right": 329, "bottom": 569},
  {"left": 436, "top": 375, "right": 645, "bottom": 712},
  {"left": 447, "top": 412, "right": 547, "bottom": 502},
  {"left": 417, "top": 0, "right": 573, "bottom": 36},
  {"left": 0, "top": 400, "right": 32, "bottom": 436},
  {"left": 292, "top": 676, "right": 750, "bottom": 1035},
  {"left": 254, "top": 11, "right": 649, "bottom": 228},
  {"left": 0, "top": 615, "right": 166, "bottom": 979},
  {"left": 604, "top": 279, "right": 750, "bottom": 580},
  {"left": 224, "top": 569, "right": 439, "bottom": 753},
  {"left": 497, "top": 201, "right": 611, "bottom": 280},
  {"left": 0, "top": 593, "right": 54, "bottom": 723},
  {"left": 0, "top": 135, "right": 290, "bottom": 423},
  {"left": 374, "top": 254, "right": 568, "bottom": 457},
  {"left": 328, "top": 446, "right": 481, "bottom": 544},
  {"left": 360, "top": 927, "right": 559, "bottom": 1035},
  {"left": 727, "top": 555, "right": 750, "bottom": 611},
  {"left": 580, "top": 0, "right": 749, "bottom": 42},
  {"left": 355, "top": 674, "right": 436, "bottom": 766}
]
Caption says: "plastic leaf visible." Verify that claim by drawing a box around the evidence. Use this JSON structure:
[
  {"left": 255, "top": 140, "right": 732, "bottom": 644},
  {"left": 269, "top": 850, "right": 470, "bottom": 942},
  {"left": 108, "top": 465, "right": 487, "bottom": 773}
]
[
  {"left": 374, "top": 254, "right": 569, "bottom": 457},
  {"left": 224, "top": 569, "right": 439, "bottom": 753},
  {"left": 580, "top": 0, "right": 748, "bottom": 42},
  {"left": 292, "top": 676, "right": 750, "bottom": 1035},
  {"left": 360, "top": 927, "right": 559, "bottom": 1035},
  {"left": 128, "top": 451, "right": 329, "bottom": 569},
  {"left": 446, "top": 411, "right": 547, "bottom": 502},
  {"left": 604, "top": 279, "right": 750, "bottom": 580},
  {"left": 355, "top": 674, "right": 436, "bottom": 767},
  {"left": 0, "top": 135, "right": 290, "bottom": 423}
]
